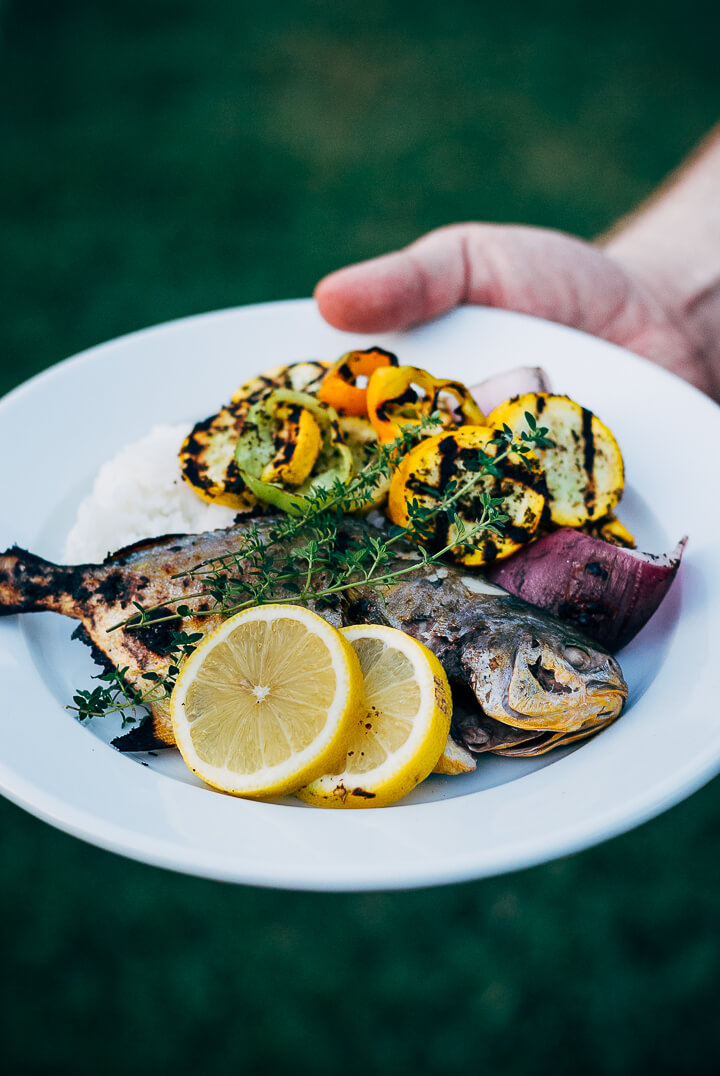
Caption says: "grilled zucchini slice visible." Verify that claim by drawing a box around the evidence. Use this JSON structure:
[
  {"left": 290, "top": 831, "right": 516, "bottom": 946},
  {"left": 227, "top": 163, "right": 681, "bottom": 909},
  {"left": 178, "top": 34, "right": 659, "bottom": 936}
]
[
  {"left": 387, "top": 426, "right": 546, "bottom": 565},
  {"left": 231, "top": 361, "right": 331, "bottom": 405},
  {"left": 179, "top": 403, "right": 257, "bottom": 510},
  {"left": 488, "top": 393, "right": 624, "bottom": 527}
]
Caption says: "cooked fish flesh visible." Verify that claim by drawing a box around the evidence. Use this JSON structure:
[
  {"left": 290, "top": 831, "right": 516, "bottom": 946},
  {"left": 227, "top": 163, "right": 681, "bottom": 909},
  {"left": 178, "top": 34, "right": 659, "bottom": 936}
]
[{"left": 0, "top": 521, "right": 628, "bottom": 760}]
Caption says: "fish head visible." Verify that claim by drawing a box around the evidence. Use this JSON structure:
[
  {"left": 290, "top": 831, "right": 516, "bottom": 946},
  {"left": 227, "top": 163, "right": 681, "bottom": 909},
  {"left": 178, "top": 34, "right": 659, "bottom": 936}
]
[{"left": 462, "top": 606, "right": 628, "bottom": 734}]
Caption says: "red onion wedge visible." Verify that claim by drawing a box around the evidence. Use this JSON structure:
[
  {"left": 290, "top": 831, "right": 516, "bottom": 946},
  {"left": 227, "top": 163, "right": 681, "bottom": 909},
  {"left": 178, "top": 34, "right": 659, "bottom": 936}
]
[
  {"left": 470, "top": 366, "right": 552, "bottom": 416},
  {"left": 485, "top": 528, "right": 687, "bottom": 652}
]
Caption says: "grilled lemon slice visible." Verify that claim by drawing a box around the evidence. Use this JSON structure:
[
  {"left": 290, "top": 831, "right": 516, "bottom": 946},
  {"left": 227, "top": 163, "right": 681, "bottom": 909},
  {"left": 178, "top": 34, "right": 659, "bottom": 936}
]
[
  {"left": 170, "top": 605, "right": 365, "bottom": 799},
  {"left": 297, "top": 625, "right": 452, "bottom": 808}
]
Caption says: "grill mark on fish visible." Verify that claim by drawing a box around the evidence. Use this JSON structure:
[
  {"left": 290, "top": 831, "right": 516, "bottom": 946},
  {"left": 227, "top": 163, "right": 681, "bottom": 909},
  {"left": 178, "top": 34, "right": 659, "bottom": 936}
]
[
  {"left": 95, "top": 571, "right": 133, "bottom": 605},
  {"left": 127, "top": 615, "right": 182, "bottom": 657},
  {"left": 71, "top": 623, "right": 115, "bottom": 675}
]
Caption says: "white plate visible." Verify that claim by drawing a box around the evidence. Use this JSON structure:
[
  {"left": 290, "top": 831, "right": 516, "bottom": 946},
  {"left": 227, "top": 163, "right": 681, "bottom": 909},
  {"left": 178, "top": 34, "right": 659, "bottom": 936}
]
[{"left": 1, "top": 300, "right": 718, "bottom": 891}]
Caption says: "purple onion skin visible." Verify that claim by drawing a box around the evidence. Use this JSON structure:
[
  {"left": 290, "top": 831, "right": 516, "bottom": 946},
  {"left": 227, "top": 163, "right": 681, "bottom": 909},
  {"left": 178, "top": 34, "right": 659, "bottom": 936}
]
[
  {"left": 485, "top": 529, "right": 686, "bottom": 653},
  {"left": 469, "top": 366, "right": 552, "bottom": 416}
]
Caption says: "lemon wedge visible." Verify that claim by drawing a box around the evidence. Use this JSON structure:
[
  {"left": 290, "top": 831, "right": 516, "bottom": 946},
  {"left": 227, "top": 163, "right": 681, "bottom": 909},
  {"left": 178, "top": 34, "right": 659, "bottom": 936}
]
[
  {"left": 297, "top": 625, "right": 453, "bottom": 808},
  {"left": 170, "top": 605, "right": 365, "bottom": 799}
]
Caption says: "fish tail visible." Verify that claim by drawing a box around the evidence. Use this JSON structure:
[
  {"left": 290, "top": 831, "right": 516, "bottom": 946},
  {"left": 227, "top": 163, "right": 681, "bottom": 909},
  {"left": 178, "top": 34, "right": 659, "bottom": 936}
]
[{"left": 0, "top": 546, "right": 85, "bottom": 617}]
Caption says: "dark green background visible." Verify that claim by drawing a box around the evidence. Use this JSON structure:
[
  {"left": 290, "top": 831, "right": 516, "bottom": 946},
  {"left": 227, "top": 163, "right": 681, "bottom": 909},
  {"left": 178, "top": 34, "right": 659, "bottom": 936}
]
[{"left": 1, "top": 2, "right": 718, "bottom": 1073}]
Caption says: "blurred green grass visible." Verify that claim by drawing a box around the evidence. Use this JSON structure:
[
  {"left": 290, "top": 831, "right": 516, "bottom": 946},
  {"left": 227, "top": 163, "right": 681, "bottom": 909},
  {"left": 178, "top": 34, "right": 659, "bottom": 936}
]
[{"left": 1, "top": 2, "right": 719, "bottom": 1073}]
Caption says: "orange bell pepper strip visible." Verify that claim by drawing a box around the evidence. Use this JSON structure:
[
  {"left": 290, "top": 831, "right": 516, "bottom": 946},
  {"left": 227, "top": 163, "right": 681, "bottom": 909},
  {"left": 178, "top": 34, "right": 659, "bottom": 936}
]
[
  {"left": 317, "top": 348, "right": 398, "bottom": 416},
  {"left": 366, "top": 365, "right": 486, "bottom": 443}
]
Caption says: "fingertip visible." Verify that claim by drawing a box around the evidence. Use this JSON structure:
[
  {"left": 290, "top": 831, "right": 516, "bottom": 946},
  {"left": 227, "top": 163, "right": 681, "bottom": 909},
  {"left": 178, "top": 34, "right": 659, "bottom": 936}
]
[
  {"left": 314, "top": 253, "right": 421, "bottom": 333},
  {"left": 313, "top": 268, "right": 365, "bottom": 332}
]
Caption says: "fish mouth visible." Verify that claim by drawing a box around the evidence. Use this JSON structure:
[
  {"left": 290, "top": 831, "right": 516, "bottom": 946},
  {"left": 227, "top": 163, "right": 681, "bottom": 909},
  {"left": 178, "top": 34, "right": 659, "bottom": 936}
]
[
  {"left": 587, "top": 678, "right": 629, "bottom": 700},
  {"left": 586, "top": 678, "right": 628, "bottom": 723}
]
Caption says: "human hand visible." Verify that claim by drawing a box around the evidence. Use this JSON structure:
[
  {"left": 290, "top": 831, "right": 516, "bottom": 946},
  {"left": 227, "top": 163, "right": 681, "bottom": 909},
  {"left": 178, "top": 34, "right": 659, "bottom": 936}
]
[{"left": 315, "top": 223, "right": 714, "bottom": 397}]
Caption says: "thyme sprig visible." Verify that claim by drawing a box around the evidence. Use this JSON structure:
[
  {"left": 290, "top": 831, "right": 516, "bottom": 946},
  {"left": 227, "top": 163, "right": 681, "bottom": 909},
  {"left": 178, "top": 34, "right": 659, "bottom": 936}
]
[
  {"left": 74, "top": 414, "right": 549, "bottom": 724},
  {"left": 67, "top": 629, "right": 203, "bottom": 726}
]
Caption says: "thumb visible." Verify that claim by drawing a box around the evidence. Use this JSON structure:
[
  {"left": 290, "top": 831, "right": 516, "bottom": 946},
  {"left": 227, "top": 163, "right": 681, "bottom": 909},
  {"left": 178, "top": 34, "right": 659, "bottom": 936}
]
[
  {"left": 314, "top": 223, "right": 619, "bottom": 334},
  {"left": 314, "top": 225, "right": 476, "bottom": 332}
]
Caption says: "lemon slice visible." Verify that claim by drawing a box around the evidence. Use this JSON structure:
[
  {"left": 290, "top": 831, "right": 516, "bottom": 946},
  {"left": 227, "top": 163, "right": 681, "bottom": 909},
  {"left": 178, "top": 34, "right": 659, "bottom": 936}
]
[
  {"left": 297, "top": 625, "right": 453, "bottom": 808},
  {"left": 170, "top": 605, "right": 365, "bottom": 799}
]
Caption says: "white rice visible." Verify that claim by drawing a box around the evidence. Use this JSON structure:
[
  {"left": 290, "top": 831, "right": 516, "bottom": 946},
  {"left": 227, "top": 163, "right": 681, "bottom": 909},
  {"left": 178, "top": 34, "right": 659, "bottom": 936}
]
[{"left": 64, "top": 424, "right": 238, "bottom": 564}]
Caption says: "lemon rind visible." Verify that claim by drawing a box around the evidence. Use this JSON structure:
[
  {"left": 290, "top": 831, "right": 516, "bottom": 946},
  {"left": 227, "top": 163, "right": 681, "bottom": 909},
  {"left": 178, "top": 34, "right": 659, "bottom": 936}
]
[{"left": 297, "top": 625, "right": 452, "bottom": 808}]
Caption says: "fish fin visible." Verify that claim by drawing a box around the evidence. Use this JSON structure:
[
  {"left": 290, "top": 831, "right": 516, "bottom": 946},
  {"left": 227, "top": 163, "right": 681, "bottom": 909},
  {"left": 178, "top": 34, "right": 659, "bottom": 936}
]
[
  {"left": 106, "top": 533, "right": 187, "bottom": 563},
  {"left": 0, "top": 546, "right": 91, "bottom": 617}
]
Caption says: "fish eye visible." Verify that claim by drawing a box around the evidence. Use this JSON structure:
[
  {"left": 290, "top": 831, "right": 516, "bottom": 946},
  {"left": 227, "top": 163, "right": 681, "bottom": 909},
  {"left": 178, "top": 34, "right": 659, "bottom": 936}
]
[{"left": 564, "top": 646, "right": 591, "bottom": 670}]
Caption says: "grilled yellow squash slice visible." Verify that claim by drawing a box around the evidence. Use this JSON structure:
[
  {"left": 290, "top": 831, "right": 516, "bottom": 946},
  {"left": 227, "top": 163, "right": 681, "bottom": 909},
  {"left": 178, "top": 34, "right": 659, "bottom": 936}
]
[
  {"left": 488, "top": 393, "right": 624, "bottom": 527},
  {"left": 579, "top": 512, "right": 636, "bottom": 548},
  {"left": 259, "top": 402, "right": 323, "bottom": 486},
  {"left": 387, "top": 426, "right": 546, "bottom": 565}
]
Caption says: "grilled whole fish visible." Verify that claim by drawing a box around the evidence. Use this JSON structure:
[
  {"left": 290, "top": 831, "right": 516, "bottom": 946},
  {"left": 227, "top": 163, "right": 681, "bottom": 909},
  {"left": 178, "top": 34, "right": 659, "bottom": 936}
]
[{"left": 0, "top": 521, "right": 628, "bottom": 763}]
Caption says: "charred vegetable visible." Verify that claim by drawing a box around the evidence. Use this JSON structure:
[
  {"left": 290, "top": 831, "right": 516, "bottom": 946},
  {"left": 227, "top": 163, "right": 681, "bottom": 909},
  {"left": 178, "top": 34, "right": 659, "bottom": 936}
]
[
  {"left": 387, "top": 426, "right": 547, "bottom": 565},
  {"left": 235, "top": 390, "right": 353, "bottom": 513},
  {"left": 231, "top": 361, "right": 331, "bottom": 405},
  {"left": 485, "top": 527, "right": 686, "bottom": 652},
  {"left": 579, "top": 512, "right": 636, "bottom": 549},
  {"left": 318, "top": 348, "right": 398, "bottom": 415},
  {"left": 367, "top": 366, "right": 485, "bottom": 443},
  {"left": 179, "top": 402, "right": 257, "bottom": 510},
  {"left": 180, "top": 361, "right": 335, "bottom": 509},
  {"left": 488, "top": 393, "right": 624, "bottom": 527},
  {"left": 237, "top": 395, "right": 324, "bottom": 488}
]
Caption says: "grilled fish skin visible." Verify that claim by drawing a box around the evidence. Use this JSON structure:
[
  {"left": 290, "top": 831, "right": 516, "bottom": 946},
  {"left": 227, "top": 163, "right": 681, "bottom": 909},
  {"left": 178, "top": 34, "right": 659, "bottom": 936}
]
[{"left": 0, "top": 521, "right": 628, "bottom": 759}]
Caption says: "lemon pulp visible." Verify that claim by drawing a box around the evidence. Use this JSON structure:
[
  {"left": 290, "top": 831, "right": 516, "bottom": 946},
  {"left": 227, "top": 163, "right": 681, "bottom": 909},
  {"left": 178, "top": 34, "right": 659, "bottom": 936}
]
[{"left": 171, "top": 605, "right": 364, "bottom": 798}]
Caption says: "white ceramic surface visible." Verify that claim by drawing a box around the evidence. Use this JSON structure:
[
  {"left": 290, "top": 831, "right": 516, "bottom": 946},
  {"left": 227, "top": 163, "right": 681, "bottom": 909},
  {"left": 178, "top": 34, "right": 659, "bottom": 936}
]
[{"left": 1, "top": 300, "right": 718, "bottom": 891}]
